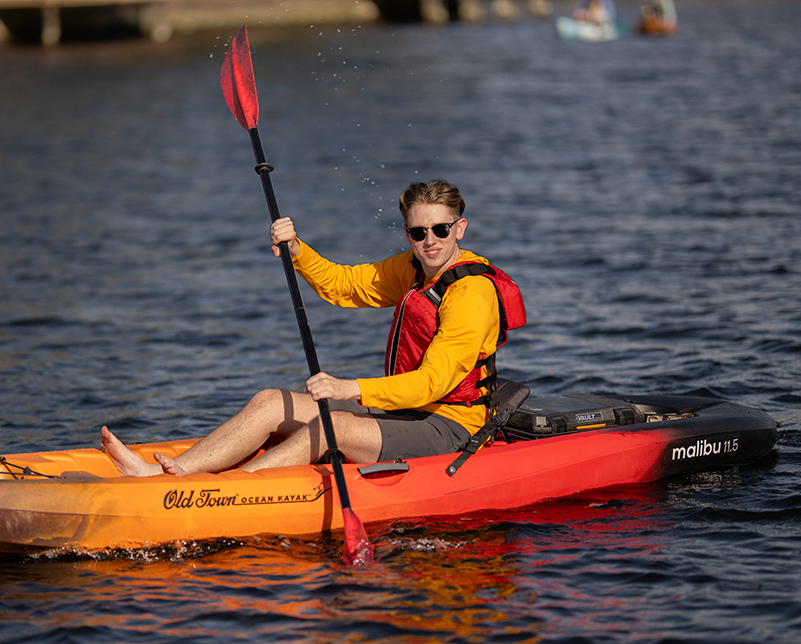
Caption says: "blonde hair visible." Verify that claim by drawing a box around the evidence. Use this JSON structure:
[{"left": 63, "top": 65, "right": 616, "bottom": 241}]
[{"left": 398, "top": 179, "right": 465, "bottom": 223}]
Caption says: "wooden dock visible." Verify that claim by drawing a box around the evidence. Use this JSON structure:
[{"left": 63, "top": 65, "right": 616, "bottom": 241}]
[
  {"left": 0, "top": 0, "right": 381, "bottom": 45},
  {"left": 0, "top": 0, "right": 164, "bottom": 45},
  {"left": 0, "top": 0, "right": 553, "bottom": 45}
]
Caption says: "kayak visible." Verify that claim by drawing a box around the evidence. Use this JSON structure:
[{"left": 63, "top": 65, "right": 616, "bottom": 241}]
[
  {"left": 636, "top": 15, "right": 677, "bottom": 36},
  {"left": 0, "top": 382, "right": 777, "bottom": 554},
  {"left": 555, "top": 16, "right": 626, "bottom": 42}
]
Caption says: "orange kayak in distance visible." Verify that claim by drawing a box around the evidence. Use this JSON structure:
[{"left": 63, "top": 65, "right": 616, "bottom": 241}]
[
  {"left": 0, "top": 391, "right": 777, "bottom": 554},
  {"left": 637, "top": 15, "right": 678, "bottom": 36}
]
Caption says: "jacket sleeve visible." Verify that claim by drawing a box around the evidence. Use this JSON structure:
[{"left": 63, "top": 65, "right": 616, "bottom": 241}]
[
  {"left": 357, "top": 276, "right": 499, "bottom": 410},
  {"left": 292, "top": 239, "right": 412, "bottom": 308}
]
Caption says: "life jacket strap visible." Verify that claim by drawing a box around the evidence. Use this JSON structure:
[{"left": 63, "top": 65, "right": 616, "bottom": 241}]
[
  {"left": 421, "top": 264, "right": 497, "bottom": 307},
  {"left": 436, "top": 352, "right": 498, "bottom": 412},
  {"left": 405, "top": 258, "right": 515, "bottom": 412}
]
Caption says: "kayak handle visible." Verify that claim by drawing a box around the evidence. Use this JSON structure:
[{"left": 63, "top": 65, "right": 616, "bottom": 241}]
[{"left": 357, "top": 462, "right": 410, "bottom": 477}]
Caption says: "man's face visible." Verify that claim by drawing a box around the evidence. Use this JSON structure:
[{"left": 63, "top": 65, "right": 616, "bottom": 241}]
[{"left": 405, "top": 203, "right": 468, "bottom": 279}]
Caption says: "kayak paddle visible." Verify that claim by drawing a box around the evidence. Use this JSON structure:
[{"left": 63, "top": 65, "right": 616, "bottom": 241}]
[{"left": 220, "top": 22, "right": 373, "bottom": 566}]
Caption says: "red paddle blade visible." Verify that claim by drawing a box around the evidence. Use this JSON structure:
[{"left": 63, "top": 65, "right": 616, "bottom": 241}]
[
  {"left": 341, "top": 507, "right": 374, "bottom": 566},
  {"left": 221, "top": 22, "right": 259, "bottom": 130}
]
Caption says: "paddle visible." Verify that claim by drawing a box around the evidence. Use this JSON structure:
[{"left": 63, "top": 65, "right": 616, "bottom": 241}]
[{"left": 220, "top": 22, "right": 373, "bottom": 566}]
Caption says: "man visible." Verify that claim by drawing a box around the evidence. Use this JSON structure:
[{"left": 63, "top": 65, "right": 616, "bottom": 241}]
[
  {"left": 102, "top": 179, "right": 525, "bottom": 477},
  {"left": 572, "top": 0, "right": 616, "bottom": 23}
]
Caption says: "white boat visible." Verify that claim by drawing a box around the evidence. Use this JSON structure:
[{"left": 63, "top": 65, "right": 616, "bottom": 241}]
[{"left": 556, "top": 16, "right": 626, "bottom": 42}]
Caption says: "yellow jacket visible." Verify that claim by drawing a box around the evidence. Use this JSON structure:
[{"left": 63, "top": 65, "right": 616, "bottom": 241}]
[{"left": 292, "top": 240, "right": 500, "bottom": 435}]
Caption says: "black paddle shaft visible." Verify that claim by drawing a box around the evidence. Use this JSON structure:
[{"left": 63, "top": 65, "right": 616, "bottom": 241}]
[{"left": 248, "top": 127, "right": 353, "bottom": 510}]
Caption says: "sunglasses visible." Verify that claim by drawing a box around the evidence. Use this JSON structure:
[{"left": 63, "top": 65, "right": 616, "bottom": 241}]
[{"left": 404, "top": 220, "right": 459, "bottom": 242}]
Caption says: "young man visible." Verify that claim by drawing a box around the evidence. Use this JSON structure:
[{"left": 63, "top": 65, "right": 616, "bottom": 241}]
[{"left": 102, "top": 179, "right": 525, "bottom": 477}]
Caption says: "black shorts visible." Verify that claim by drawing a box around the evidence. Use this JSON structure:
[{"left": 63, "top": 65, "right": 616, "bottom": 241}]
[{"left": 327, "top": 400, "right": 471, "bottom": 462}]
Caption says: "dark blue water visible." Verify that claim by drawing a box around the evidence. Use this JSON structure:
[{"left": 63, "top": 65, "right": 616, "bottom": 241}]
[{"left": 1, "top": 0, "right": 800, "bottom": 641}]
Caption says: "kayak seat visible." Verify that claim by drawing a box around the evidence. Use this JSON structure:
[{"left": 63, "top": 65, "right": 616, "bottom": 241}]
[{"left": 494, "top": 378, "right": 533, "bottom": 419}]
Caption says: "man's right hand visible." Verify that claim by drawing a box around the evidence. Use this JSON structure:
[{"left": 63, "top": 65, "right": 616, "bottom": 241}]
[{"left": 270, "top": 217, "right": 300, "bottom": 257}]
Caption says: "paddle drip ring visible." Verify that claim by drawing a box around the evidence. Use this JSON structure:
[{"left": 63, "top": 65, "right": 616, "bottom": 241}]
[
  {"left": 321, "top": 448, "right": 345, "bottom": 465},
  {"left": 254, "top": 162, "right": 275, "bottom": 174}
]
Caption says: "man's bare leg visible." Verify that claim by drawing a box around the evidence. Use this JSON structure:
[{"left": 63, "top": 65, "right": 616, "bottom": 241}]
[
  {"left": 241, "top": 411, "right": 383, "bottom": 471},
  {"left": 102, "top": 389, "right": 320, "bottom": 477}
]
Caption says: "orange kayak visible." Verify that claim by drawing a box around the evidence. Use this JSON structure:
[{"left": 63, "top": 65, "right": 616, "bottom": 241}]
[
  {"left": 0, "top": 392, "right": 776, "bottom": 554},
  {"left": 636, "top": 15, "right": 678, "bottom": 36}
]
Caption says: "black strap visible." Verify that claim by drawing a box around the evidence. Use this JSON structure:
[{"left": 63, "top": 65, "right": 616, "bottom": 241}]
[
  {"left": 410, "top": 260, "right": 501, "bottom": 411},
  {"left": 421, "top": 264, "right": 496, "bottom": 308},
  {"left": 435, "top": 352, "right": 497, "bottom": 410},
  {"left": 445, "top": 378, "right": 531, "bottom": 477},
  {"left": 411, "top": 256, "right": 425, "bottom": 288}
]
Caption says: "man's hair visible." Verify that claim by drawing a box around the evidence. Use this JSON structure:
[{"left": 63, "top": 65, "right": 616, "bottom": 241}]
[{"left": 398, "top": 179, "right": 466, "bottom": 222}]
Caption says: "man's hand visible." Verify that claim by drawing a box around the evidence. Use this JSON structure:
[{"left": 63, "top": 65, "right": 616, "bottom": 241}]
[
  {"left": 270, "top": 217, "right": 301, "bottom": 257},
  {"left": 306, "top": 372, "right": 361, "bottom": 402}
]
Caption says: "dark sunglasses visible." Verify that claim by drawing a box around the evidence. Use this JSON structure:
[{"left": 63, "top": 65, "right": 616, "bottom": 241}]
[{"left": 404, "top": 220, "right": 459, "bottom": 242}]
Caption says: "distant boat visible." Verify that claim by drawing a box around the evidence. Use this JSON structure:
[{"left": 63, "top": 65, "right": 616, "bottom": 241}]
[
  {"left": 556, "top": 16, "right": 626, "bottom": 42},
  {"left": 636, "top": 15, "right": 677, "bottom": 36},
  {"left": 635, "top": 0, "right": 678, "bottom": 36}
]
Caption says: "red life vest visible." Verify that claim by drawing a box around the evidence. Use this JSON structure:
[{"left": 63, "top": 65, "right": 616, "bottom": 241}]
[{"left": 384, "top": 259, "right": 526, "bottom": 409}]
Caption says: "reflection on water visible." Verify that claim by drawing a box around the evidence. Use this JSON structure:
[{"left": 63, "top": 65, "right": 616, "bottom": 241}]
[
  {"left": 1, "top": 0, "right": 801, "bottom": 641},
  {"left": 0, "top": 487, "right": 672, "bottom": 642}
]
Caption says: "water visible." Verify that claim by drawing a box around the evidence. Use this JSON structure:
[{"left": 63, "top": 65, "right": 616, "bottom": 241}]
[{"left": 1, "top": 0, "right": 800, "bottom": 641}]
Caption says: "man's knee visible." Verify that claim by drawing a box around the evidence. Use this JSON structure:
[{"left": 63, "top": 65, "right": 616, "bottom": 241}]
[
  {"left": 249, "top": 388, "right": 320, "bottom": 432},
  {"left": 249, "top": 388, "right": 283, "bottom": 409}
]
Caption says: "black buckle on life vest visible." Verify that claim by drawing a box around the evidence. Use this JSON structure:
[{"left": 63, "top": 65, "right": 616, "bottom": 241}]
[{"left": 436, "top": 352, "right": 499, "bottom": 412}]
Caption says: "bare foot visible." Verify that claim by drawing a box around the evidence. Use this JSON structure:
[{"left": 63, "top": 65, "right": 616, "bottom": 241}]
[
  {"left": 100, "top": 426, "right": 163, "bottom": 477},
  {"left": 154, "top": 452, "right": 187, "bottom": 476}
]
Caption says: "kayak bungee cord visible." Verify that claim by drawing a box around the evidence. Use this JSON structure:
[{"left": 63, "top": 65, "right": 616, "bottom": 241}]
[
  {"left": 220, "top": 22, "right": 373, "bottom": 566},
  {"left": 0, "top": 456, "right": 57, "bottom": 480}
]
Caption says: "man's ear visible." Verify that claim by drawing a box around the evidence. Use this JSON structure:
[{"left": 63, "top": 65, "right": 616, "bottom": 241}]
[{"left": 455, "top": 217, "right": 468, "bottom": 241}]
